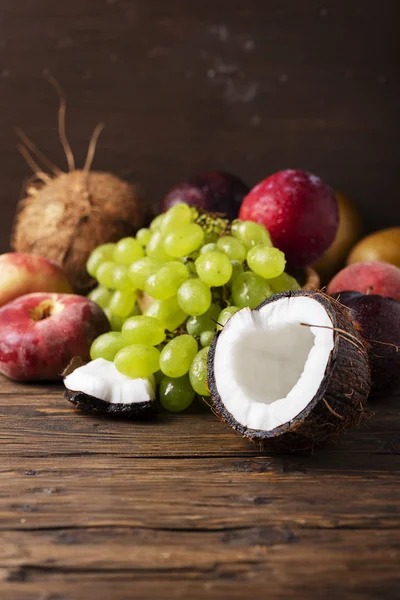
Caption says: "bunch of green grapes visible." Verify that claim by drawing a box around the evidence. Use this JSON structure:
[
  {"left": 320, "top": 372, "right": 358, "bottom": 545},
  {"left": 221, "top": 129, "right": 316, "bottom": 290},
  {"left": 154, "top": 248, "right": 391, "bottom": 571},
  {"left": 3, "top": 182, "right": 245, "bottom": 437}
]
[{"left": 87, "top": 203, "right": 300, "bottom": 412}]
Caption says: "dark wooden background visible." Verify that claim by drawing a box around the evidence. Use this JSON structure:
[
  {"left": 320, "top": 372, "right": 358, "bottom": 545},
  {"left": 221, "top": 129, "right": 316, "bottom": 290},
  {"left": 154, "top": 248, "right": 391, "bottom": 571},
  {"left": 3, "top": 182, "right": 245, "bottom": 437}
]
[{"left": 0, "top": 0, "right": 399, "bottom": 253}]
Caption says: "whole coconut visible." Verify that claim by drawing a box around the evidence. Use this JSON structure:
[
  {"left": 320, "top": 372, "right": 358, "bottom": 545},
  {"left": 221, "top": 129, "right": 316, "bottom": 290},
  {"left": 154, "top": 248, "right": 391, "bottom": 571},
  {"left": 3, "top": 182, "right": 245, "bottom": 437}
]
[
  {"left": 11, "top": 170, "right": 149, "bottom": 294},
  {"left": 12, "top": 79, "right": 150, "bottom": 294}
]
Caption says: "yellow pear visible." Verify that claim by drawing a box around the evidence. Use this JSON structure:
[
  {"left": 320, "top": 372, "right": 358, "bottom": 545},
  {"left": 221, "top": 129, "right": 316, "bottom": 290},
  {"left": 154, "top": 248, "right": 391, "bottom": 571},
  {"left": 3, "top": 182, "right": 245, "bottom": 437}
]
[
  {"left": 347, "top": 227, "right": 400, "bottom": 267},
  {"left": 313, "top": 192, "right": 363, "bottom": 283}
]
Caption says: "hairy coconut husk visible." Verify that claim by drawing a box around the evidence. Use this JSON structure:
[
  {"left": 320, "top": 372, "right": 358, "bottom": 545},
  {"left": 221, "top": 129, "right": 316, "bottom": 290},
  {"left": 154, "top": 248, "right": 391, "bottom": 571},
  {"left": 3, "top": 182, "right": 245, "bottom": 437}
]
[
  {"left": 11, "top": 170, "right": 150, "bottom": 294},
  {"left": 12, "top": 77, "right": 152, "bottom": 294},
  {"left": 208, "top": 290, "right": 372, "bottom": 452}
]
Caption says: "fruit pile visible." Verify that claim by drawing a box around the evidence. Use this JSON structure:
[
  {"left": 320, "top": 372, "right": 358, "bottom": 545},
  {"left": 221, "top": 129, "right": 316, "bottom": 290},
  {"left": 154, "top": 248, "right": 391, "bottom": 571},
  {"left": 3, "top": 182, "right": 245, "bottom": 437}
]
[
  {"left": 86, "top": 203, "right": 301, "bottom": 411},
  {"left": 1, "top": 155, "right": 399, "bottom": 452}
]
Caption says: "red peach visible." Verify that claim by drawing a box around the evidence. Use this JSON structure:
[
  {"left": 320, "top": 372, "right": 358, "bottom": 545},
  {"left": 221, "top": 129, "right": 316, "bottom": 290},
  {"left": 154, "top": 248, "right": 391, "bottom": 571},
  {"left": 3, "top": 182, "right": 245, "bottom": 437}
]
[
  {"left": 0, "top": 293, "right": 110, "bottom": 381},
  {"left": 327, "top": 261, "right": 400, "bottom": 301},
  {"left": 0, "top": 253, "right": 72, "bottom": 307}
]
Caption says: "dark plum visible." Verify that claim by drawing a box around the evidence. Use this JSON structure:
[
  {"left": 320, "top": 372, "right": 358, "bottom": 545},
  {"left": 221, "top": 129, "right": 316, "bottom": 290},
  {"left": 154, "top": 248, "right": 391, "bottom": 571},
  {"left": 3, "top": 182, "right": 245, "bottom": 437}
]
[
  {"left": 162, "top": 171, "right": 249, "bottom": 220},
  {"left": 334, "top": 292, "right": 400, "bottom": 395},
  {"left": 330, "top": 291, "right": 363, "bottom": 304},
  {"left": 239, "top": 170, "right": 338, "bottom": 267}
]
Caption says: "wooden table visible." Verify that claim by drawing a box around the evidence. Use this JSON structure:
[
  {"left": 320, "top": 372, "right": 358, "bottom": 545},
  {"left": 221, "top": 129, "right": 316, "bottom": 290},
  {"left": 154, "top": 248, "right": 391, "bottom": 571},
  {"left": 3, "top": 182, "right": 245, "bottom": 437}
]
[{"left": 0, "top": 378, "right": 398, "bottom": 599}]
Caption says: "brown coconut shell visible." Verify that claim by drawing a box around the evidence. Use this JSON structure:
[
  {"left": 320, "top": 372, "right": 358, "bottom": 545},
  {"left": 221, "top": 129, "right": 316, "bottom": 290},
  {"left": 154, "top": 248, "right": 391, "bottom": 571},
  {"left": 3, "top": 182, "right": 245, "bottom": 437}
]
[
  {"left": 65, "top": 389, "right": 156, "bottom": 418},
  {"left": 11, "top": 170, "right": 151, "bottom": 295},
  {"left": 207, "top": 290, "right": 372, "bottom": 452}
]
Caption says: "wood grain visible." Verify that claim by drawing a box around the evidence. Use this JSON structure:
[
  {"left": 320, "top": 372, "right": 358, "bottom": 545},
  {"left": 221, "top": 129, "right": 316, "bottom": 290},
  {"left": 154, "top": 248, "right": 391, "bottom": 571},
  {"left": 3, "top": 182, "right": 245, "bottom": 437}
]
[
  {"left": 0, "top": 376, "right": 399, "bottom": 599},
  {"left": 0, "top": 0, "right": 399, "bottom": 255}
]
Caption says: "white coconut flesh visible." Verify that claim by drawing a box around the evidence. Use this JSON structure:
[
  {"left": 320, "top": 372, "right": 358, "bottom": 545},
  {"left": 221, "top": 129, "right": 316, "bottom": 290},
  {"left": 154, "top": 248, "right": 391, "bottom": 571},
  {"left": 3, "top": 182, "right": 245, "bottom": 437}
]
[
  {"left": 213, "top": 296, "right": 335, "bottom": 432},
  {"left": 64, "top": 358, "right": 155, "bottom": 404}
]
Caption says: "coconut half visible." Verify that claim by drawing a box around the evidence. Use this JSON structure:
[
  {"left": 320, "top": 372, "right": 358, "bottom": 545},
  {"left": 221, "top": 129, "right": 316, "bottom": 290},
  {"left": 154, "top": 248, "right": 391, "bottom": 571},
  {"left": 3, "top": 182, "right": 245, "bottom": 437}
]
[
  {"left": 64, "top": 358, "right": 156, "bottom": 417},
  {"left": 208, "top": 291, "right": 371, "bottom": 450}
]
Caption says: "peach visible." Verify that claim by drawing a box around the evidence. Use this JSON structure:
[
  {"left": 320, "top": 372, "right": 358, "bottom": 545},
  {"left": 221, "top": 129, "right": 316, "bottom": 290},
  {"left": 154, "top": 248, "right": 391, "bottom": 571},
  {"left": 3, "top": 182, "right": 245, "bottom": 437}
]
[
  {"left": 327, "top": 261, "right": 400, "bottom": 301},
  {"left": 0, "top": 253, "right": 72, "bottom": 307},
  {"left": 0, "top": 293, "right": 110, "bottom": 381}
]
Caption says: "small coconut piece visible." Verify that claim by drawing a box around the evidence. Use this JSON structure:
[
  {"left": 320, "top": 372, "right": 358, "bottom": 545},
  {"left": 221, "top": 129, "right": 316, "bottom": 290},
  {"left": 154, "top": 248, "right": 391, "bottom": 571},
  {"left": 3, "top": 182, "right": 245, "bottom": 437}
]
[
  {"left": 64, "top": 358, "right": 156, "bottom": 417},
  {"left": 208, "top": 290, "right": 371, "bottom": 451},
  {"left": 11, "top": 78, "right": 150, "bottom": 294}
]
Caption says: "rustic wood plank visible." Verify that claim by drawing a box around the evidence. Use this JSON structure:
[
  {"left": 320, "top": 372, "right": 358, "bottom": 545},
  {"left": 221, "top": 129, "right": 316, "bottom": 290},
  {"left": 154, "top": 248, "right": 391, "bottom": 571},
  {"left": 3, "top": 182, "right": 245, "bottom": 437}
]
[
  {"left": 0, "top": 380, "right": 399, "bottom": 458},
  {"left": 0, "top": 451, "right": 399, "bottom": 599},
  {"left": 0, "top": 371, "right": 399, "bottom": 598},
  {"left": 0, "top": 528, "right": 399, "bottom": 600},
  {"left": 0, "top": 455, "right": 399, "bottom": 531}
]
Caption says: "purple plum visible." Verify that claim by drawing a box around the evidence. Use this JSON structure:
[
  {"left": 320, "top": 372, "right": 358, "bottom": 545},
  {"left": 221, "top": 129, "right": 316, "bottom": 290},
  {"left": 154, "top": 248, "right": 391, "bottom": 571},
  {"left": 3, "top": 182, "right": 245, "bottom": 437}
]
[
  {"left": 334, "top": 292, "right": 400, "bottom": 395},
  {"left": 162, "top": 171, "right": 249, "bottom": 220}
]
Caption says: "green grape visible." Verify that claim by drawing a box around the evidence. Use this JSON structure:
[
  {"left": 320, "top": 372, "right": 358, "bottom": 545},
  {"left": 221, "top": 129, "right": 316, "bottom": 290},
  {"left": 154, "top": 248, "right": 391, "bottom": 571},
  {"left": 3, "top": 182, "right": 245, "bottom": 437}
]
[
  {"left": 115, "top": 345, "right": 160, "bottom": 379},
  {"left": 159, "top": 374, "right": 195, "bottom": 412},
  {"left": 231, "top": 271, "right": 273, "bottom": 309},
  {"left": 231, "top": 220, "right": 272, "bottom": 248},
  {"left": 203, "top": 231, "right": 219, "bottom": 245},
  {"left": 144, "top": 296, "right": 187, "bottom": 331},
  {"left": 128, "top": 257, "right": 162, "bottom": 290},
  {"left": 160, "top": 203, "right": 193, "bottom": 234},
  {"left": 96, "top": 261, "right": 116, "bottom": 289},
  {"left": 159, "top": 334, "right": 198, "bottom": 378},
  {"left": 154, "top": 370, "right": 163, "bottom": 386},
  {"left": 88, "top": 286, "right": 113, "bottom": 309},
  {"left": 104, "top": 309, "right": 124, "bottom": 331},
  {"left": 216, "top": 236, "right": 246, "bottom": 262},
  {"left": 247, "top": 246, "right": 286, "bottom": 279},
  {"left": 109, "top": 289, "right": 137, "bottom": 317},
  {"left": 216, "top": 306, "right": 240, "bottom": 331},
  {"left": 185, "top": 260, "right": 197, "bottom": 275},
  {"left": 195, "top": 252, "right": 232, "bottom": 287},
  {"left": 113, "top": 237, "right": 144, "bottom": 265},
  {"left": 86, "top": 243, "right": 116, "bottom": 278},
  {"left": 163, "top": 224, "right": 204, "bottom": 258},
  {"left": 189, "top": 347, "right": 211, "bottom": 397},
  {"left": 186, "top": 303, "right": 220, "bottom": 336},
  {"left": 166, "top": 261, "right": 190, "bottom": 282},
  {"left": 147, "top": 230, "right": 173, "bottom": 261},
  {"left": 200, "top": 242, "right": 218, "bottom": 254},
  {"left": 144, "top": 262, "right": 189, "bottom": 301},
  {"left": 228, "top": 260, "right": 244, "bottom": 287},
  {"left": 90, "top": 332, "right": 125, "bottom": 362},
  {"left": 269, "top": 272, "right": 301, "bottom": 294},
  {"left": 136, "top": 228, "right": 151, "bottom": 246},
  {"left": 112, "top": 265, "right": 136, "bottom": 291},
  {"left": 145, "top": 269, "right": 178, "bottom": 300},
  {"left": 200, "top": 331, "right": 214, "bottom": 347},
  {"left": 122, "top": 315, "right": 166, "bottom": 346},
  {"left": 149, "top": 213, "right": 165, "bottom": 231},
  {"left": 177, "top": 278, "right": 212, "bottom": 316}
]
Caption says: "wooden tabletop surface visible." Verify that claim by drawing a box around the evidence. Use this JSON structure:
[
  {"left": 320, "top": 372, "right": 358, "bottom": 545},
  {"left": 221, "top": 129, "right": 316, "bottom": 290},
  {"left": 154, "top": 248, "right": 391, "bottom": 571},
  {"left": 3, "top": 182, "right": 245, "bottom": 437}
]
[{"left": 0, "top": 377, "right": 399, "bottom": 599}]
